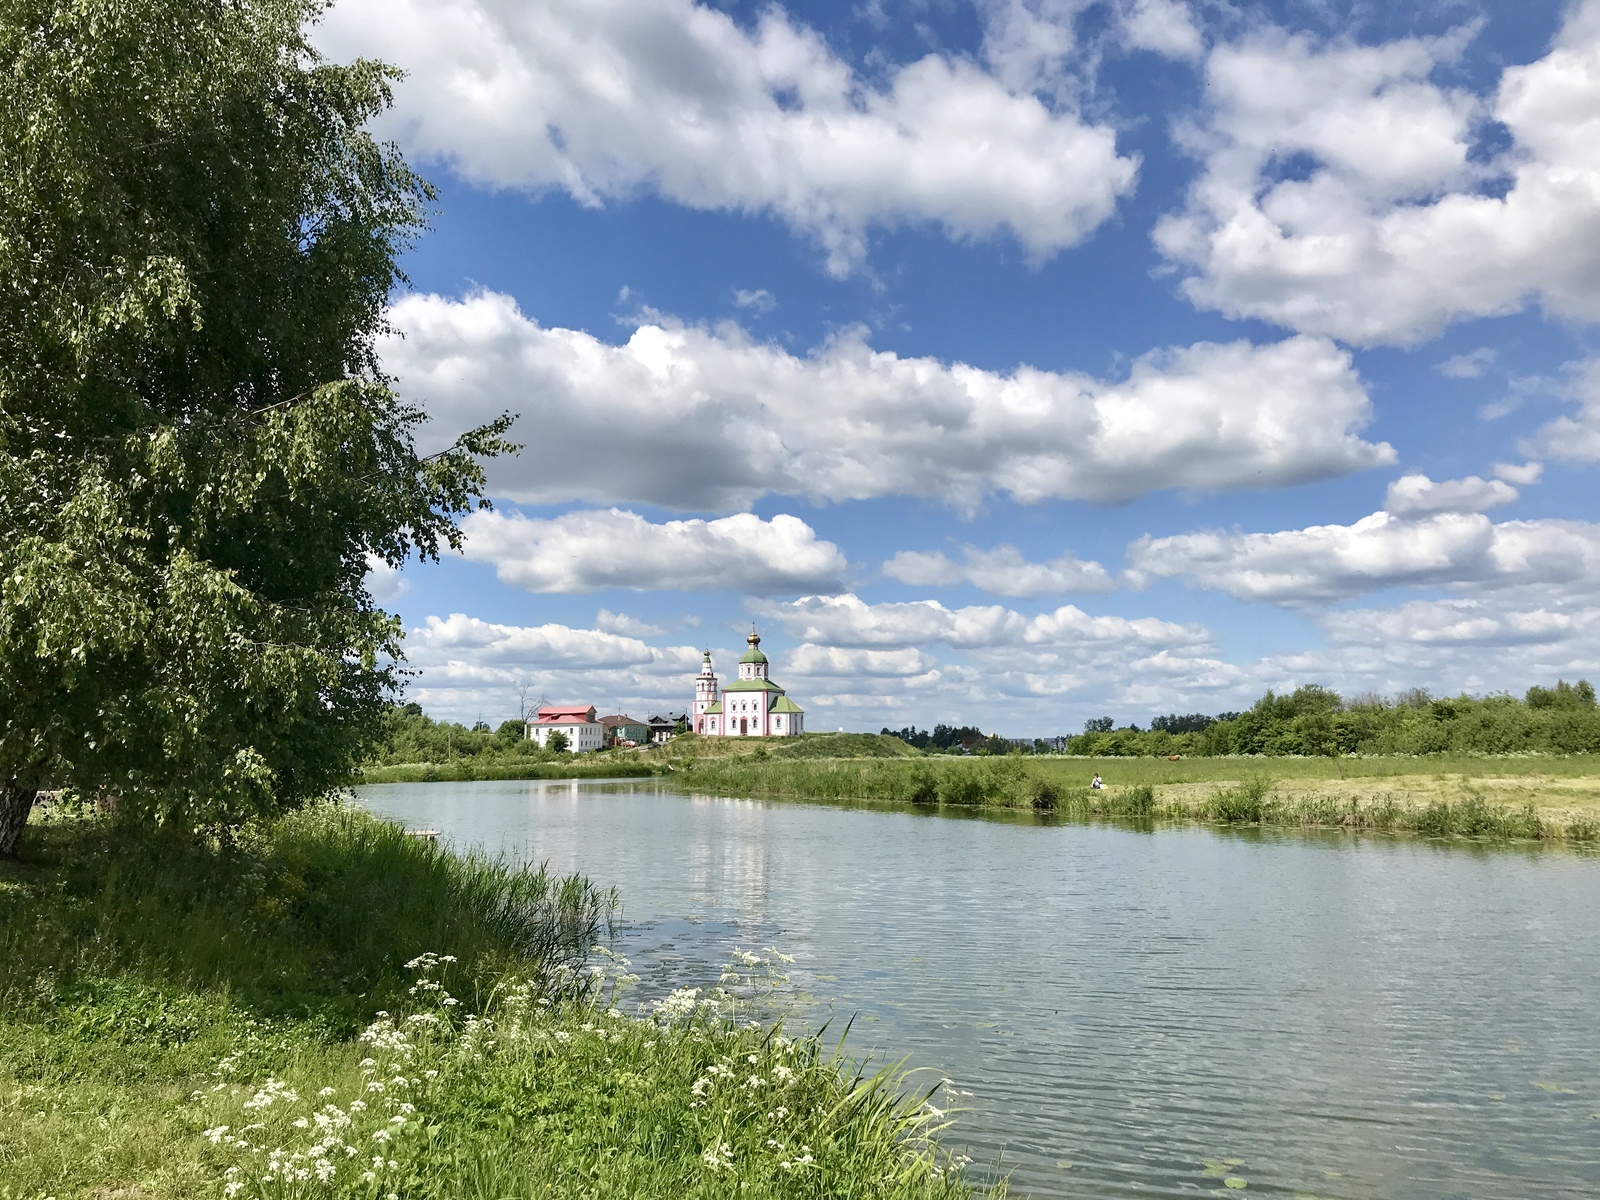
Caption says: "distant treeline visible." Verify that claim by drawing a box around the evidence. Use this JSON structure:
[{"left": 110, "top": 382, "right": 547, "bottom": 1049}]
[
  {"left": 1067, "top": 680, "right": 1600, "bottom": 757},
  {"left": 372, "top": 704, "right": 540, "bottom": 765},
  {"left": 879, "top": 724, "right": 987, "bottom": 752}
]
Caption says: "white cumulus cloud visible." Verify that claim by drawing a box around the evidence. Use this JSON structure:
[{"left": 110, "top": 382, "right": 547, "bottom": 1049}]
[
  {"left": 784, "top": 644, "right": 940, "bottom": 678},
  {"left": 1383, "top": 473, "right": 1518, "bottom": 517},
  {"left": 1129, "top": 512, "right": 1600, "bottom": 604},
  {"left": 1119, "top": 0, "right": 1202, "bottom": 60},
  {"left": 761, "top": 593, "right": 1208, "bottom": 650},
  {"left": 316, "top": 0, "right": 1138, "bottom": 272},
  {"left": 883, "top": 544, "right": 1115, "bottom": 596},
  {"left": 1156, "top": 4, "right": 1600, "bottom": 345},
  {"left": 459, "top": 509, "right": 848, "bottom": 596},
  {"left": 387, "top": 290, "right": 1393, "bottom": 511},
  {"left": 1322, "top": 597, "right": 1587, "bottom": 648}
]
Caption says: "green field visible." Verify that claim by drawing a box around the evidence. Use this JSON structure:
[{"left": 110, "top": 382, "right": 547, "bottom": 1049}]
[
  {"left": 672, "top": 751, "right": 1600, "bottom": 841},
  {"left": 0, "top": 806, "right": 986, "bottom": 1200}
]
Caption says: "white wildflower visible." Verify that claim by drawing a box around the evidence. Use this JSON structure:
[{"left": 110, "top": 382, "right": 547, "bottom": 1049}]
[
  {"left": 242, "top": 1078, "right": 298, "bottom": 1110},
  {"left": 701, "top": 1140, "right": 735, "bottom": 1171}
]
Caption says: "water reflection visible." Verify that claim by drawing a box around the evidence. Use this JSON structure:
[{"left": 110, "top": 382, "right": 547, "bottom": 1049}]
[{"left": 356, "top": 779, "right": 1600, "bottom": 1200}]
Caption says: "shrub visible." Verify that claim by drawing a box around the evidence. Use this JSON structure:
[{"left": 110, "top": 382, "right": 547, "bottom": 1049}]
[{"left": 1211, "top": 777, "right": 1272, "bottom": 823}]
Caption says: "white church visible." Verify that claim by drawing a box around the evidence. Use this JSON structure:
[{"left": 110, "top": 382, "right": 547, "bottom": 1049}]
[{"left": 693, "top": 629, "right": 805, "bottom": 738}]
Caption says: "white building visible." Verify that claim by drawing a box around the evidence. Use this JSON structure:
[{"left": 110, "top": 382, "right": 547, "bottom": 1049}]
[
  {"left": 526, "top": 704, "right": 604, "bottom": 752},
  {"left": 693, "top": 630, "right": 805, "bottom": 737}
]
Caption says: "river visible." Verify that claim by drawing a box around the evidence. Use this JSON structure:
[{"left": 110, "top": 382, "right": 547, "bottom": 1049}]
[{"left": 355, "top": 778, "right": 1600, "bottom": 1199}]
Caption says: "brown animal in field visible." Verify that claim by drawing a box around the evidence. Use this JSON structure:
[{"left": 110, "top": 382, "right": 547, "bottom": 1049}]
[{"left": 1166, "top": 754, "right": 1181, "bottom": 761}]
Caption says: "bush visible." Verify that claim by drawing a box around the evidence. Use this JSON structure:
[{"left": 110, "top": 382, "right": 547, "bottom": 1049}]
[
  {"left": 1027, "top": 777, "right": 1060, "bottom": 811},
  {"left": 1211, "top": 777, "right": 1272, "bottom": 823}
]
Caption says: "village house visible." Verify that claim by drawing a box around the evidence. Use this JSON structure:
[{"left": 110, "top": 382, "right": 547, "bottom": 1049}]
[
  {"left": 526, "top": 704, "right": 604, "bottom": 752},
  {"left": 693, "top": 629, "right": 804, "bottom": 737},
  {"left": 599, "top": 714, "right": 650, "bottom": 747},
  {"left": 647, "top": 713, "right": 687, "bottom": 744}
]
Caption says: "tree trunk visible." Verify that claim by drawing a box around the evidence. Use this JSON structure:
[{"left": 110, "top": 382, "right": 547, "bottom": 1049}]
[{"left": 0, "top": 780, "right": 38, "bottom": 859}]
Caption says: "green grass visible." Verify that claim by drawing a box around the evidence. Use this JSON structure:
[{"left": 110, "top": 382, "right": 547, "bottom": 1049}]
[
  {"left": 0, "top": 806, "right": 988, "bottom": 1200},
  {"left": 625, "top": 732, "right": 923, "bottom": 765},
  {"left": 360, "top": 759, "right": 667, "bottom": 784},
  {"left": 675, "top": 756, "right": 1600, "bottom": 842}
]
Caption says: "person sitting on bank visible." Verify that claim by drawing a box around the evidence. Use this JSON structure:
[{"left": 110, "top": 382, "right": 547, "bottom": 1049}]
[{"left": 1090, "top": 773, "right": 1104, "bottom": 790}]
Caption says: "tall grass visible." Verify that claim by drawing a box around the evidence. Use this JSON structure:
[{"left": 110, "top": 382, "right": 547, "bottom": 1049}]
[
  {"left": 679, "top": 757, "right": 1598, "bottom": 841},
  {"left": 181, "top": 957, "right": 983, "bottom": 1200},
  {"left": 0, "top": 804, "right": 616, "bottom": 1024},
  {"left": 0, "top": 806, "right": 989, "bottom": 1199}
]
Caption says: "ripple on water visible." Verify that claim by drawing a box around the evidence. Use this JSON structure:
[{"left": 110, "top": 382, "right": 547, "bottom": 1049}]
[{"left": 356, "top": 781, "right": 1600, "bottom": 1200}]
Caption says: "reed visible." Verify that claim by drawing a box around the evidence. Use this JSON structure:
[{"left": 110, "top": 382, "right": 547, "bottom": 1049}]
[{"left": 0, "top": 803, "right": 617, "bottom": 1023}]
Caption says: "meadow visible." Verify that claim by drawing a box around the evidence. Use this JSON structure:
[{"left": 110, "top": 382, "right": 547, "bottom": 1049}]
[
  {"left": 674, "top": 751, "right": 1600, "bottom": 841},
  {"left": 0, "top": 805, "right": 987, "bottom": 1200}
]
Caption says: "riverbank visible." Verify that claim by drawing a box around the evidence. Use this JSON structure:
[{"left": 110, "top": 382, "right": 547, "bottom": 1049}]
[
  {"left": 360, "top": 758, "right": 669, "bottom": 783},
  {"left": 0, "top": 806, "right": 985, "bottom": 1199},
  {"left": 358, "top": 732, "right": 918, "bottom": 783},
  {"left": 675, "top": 754, "right": 1600, "bottom": 841}
]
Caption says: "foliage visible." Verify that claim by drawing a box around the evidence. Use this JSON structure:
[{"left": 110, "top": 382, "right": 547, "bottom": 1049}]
[
  {"left": 0, "top": 0, "right": 512, "bottom": 853},
  {"left": 546, "top": 730, "right": 570, "bottom": 754},
  {"left": 0, "top": 808, "right": 986, "bottom": 1200},
  {"left": 372, "top": 703, "right": 524, "bottom": 764},
  {"left": 881, "top": 725, "right": 984, "bottom": 752},
  {"left": 1063, "top": 681, "right": 1600, "bottom": 758}
]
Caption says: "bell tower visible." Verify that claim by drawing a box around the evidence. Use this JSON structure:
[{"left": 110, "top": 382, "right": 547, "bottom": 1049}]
[{"left": 693, "top": 649, "right": 719, "bottom": 733}]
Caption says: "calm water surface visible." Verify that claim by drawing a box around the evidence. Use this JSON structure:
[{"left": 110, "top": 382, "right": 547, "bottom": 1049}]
[{"left": 355, "top": 779, "right": 1600, "bottom": 1199}]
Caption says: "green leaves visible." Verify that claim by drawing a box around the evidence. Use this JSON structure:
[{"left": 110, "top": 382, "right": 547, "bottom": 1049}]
[{"left": 0, "top": 1, "right": 505, "bottom": 850}]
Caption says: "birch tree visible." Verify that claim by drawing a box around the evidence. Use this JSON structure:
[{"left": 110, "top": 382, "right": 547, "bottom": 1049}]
[{"left": 0, "top": 0, "right": 511, "bottom": 854}]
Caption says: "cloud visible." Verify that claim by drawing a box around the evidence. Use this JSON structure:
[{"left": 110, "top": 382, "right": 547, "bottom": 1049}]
[
  {"left": 594, "top": 609, "right": 686, "bottom": 638},
  {"left": 459, "top": 509, "right": 848, "bottom": 595},
  {"left": 1119, "top": 0, "right": 1203, "bottom": 60},
  {"left": 761, "top": 592, "right": 1208, "bottom": 650},
  {"left": 1321, "top": 597, "right": 1587, "bottom": 648},
  {"left": 979, "top": 0, "right": 1092, "bottom": 92},
  {"left": 400, "top": 613, "right": 704, "bottom": 723},
  {"left": 1493, "top": 460, "right": 1544, "bottom": 486},
  {"left": 388, "top": 290, "right": 1393, "bottom": 511},
  {"left": 1129, "top": 511, "right": 1600, "bottom": 604},
  {"left": 1383, "top": 473, "right": 1518, "bottom": 517},
  {"left": 316, "top": 0, "right": 1137, "bottom": 273},
  {"left": 732, "top": 288, "right": 775, "bottom": 313},
  {"left": 410, "top": 612, "right": 702, "bottom": 673},
  {"left": 1522, "top": 357, "right": 1600, "bottom": 463},
  {"left": 364, "top": 555, "right": 411, "bottom": 604},
  {"left": 883, "top": 544, "right": 1115, "bottom": 596},
  {"left": 1155, "top": 4, "right": 1600, "bottom": 345},
  {"left": 784, "top": 644, "right": 940, "bottom": 678},
  {"left": 1437, "top": 348, "right": 1496, "bottom": 379}
]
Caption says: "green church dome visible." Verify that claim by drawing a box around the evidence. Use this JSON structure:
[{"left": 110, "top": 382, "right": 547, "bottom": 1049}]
[{"left": 739, "top": 628, "right": 768, "bottom": 664}]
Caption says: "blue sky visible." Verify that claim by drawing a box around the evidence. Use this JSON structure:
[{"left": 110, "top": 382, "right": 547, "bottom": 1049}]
[{"left": 318, "top": 0, "right": 1600, "bottom": 734}]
